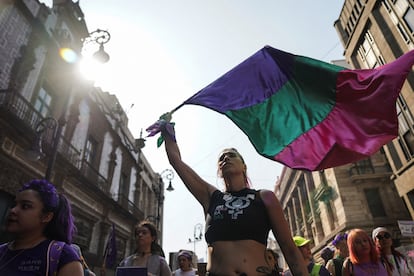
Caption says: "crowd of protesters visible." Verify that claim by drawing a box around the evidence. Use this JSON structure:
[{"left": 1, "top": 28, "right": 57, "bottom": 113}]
[{"left": 2, "top": 176, "right": 414, "bottom": 276}]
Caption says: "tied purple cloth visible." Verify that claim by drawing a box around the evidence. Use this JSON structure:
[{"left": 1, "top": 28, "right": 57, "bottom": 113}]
[
  {"left": 20, "top": 179, "right": 59, "bottom": 211},
  {"left": 146, "top": 119, "right": 176, "bottom": 147}
]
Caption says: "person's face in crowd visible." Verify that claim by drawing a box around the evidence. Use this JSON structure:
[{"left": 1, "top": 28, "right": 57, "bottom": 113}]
[
  {"left": 353, "top": 233, "right": 371, "bottom": 256},
  {"left": 336, "top": 239, "right": 349, "bottom": 257},
  {"left": 217, "top": 149, "right": 246, "bottom": 178},
  {"left": 178, "top": 255, "right": 192, "bottom": 271},
  {"left": 265, "top": 250, "right": 276, "bottom": 268},
  {"left": 374, "top": 231, "right": 392, "bottom": 250},
  {"left": 6, "top": 189, "right": 52, "bottom": 235},
  {"left": 135, "top": 225, "right": 154, "bottom": 249},
  {"left": 299, "top": 244, "right": 312, "bottom": 262}
]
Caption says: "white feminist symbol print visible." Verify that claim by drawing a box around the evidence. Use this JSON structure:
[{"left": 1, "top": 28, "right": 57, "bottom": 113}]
[{"left": 223, "top": 193, "right": 255, "bottom": 219}]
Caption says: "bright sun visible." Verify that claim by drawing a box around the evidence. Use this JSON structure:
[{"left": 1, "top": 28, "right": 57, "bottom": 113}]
[{"left": 79, "top": 56, "right": 107, "bottom": 81}]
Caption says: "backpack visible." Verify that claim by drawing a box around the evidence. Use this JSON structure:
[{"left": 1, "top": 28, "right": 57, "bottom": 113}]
[
  {"left": 46, "top": 240, "right": 65, "bottom": 276},
  {"left": 333, "top": 257, "right": 344, "bottom": 276}
]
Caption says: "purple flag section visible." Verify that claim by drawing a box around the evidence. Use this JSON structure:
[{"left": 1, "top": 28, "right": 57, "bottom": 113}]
[{"left": 104, "top": 224, "right": 117, "bottom": 268}]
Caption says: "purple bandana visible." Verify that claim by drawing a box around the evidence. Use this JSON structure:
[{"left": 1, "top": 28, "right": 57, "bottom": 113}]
[{"left": 20, "top": 179, "right": 60, "bottom": 210}]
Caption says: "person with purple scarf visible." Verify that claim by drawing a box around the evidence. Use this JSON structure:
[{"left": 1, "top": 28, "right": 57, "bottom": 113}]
[{"left": 0, "top": 179, "right": 83, "bottom": 275}]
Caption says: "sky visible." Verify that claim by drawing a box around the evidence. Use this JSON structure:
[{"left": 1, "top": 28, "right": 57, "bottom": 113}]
[{"left": 43, "top": 0, "right": 345, "bottom": 263}]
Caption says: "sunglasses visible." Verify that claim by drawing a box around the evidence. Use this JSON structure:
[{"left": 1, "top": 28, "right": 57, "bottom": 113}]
[{"left": 376, "top": 233, "right": 391, "bottom": 240}]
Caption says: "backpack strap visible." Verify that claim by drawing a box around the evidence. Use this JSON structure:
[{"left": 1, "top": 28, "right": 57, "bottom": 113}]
[
  {"left": 345, "top": 258, "right": 353, "bottom": 276},
  {"left": 0, "top": 243, "right": 8, "bottom": 256},
  {"left": 46, "top": 240, "right": 65, "bottom": 276},
  {"left": 333, "top": 258, "right": 343, "bottom": 276}
]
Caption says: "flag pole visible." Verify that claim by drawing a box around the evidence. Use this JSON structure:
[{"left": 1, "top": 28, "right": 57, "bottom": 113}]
[
  {"left": 100, "top": 249, "right": 107, "bottom": 276},
  {"left": 170, "top": 103, "right": 184, "bottom": 114}
]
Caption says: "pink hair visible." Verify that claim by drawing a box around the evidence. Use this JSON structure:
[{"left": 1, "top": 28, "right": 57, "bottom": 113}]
[{"left": 347, "top": 228, "right": 379, "bottom": 264}]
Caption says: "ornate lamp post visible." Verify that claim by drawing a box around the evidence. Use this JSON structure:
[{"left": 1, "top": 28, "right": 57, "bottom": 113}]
[
  {"left": 188, "top": 223, "right": 203, "bottom": 254},
  {"left": 152, "top": 169, "right": 175, "bottom": 228},
  {"left": 160, "top": 168, "right": 175, "bottom": 192},
  {"left": 83, "top": 29, "right": 111, "bottom": 63},
  {"left": 25, "top": 117, "right": 65, "bottom": 181}
]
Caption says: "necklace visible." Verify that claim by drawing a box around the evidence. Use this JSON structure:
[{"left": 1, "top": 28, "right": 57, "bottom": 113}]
[{"left": 0, "top": 243, "right": 27, "bottom": 271}]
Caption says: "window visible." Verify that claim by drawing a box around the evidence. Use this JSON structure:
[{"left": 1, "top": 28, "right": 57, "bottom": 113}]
[
  {"left": 364, "top": 188, "right": 387, "bottom": 217},
  {"left": 73, "top": 216, "right": 93, "bottom": 248},
  {"left": 397, "top": 95, "right": 414, "bottom": 160},
  {"left": 407, "top": 189, "right": 414, "bottom": 211},
  {"left": 387, "top": 141, "right": 403, "bottom": 170},
  {"left": 119, "top": 173, "right": 128, "bottom": 202},
  {"left": 358, "top": 30, "right": 384, "bottom": 68},
  {"left": 404, "top": 6, "right": 414, "bottom": 33},
  {"left": 34, "top": 87, "right": 52, "bottom": 117},
  {"left": 84, "top": 137, "right": 98, "bottom": 164},
  {"left": 354, "top": 159, "right": 374, "bottom": 175}
]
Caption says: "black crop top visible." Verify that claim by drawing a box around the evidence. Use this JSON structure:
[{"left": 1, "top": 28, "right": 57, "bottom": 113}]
[{"left": 205, "top": 188, "right": 271, "bottom": 245}]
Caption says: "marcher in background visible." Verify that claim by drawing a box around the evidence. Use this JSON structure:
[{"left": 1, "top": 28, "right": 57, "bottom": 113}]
[
  {"left": 118, "top": 220, "right": 171, "bottom": 276},
  {"left": 265, "top": 249, "right": 283, "bottom": 275},
  {"left": 0, "top": 179, "right": 83, "bottom": 275},
  {"left": 372, "top": 226, "right": 413, "bottom": 276},
  {"left": 326, "top": 232, "right": 348, "bottom": 276},
  {"left": 342, "top": 228, "right": 388, "bottom": 276},
  {"left": 320, "top": 246, "right": 334, "bottom": 266},
  {"left": 159, "top": 115, "right": 308, "bottom": 276},
  {"left": 283, "top": 236, "right": 330, "bottom": 276},
  {"left": 173, "top": 250, "right": 196, "bottom": 276}
]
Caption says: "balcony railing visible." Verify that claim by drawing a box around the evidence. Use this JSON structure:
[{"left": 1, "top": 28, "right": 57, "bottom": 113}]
[
  {"left": 0, "top": 89, "right": 44, "bottom": 129},
  {"left": 114, "top": 193, "right": 144, "bottom": 218},
  {"left": 1, "top": 89, "right": 143, "bottom": 218}
]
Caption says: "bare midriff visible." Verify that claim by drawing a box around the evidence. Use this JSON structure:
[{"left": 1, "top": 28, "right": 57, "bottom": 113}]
[{"left": 206, "top": 240, "right": 269, "bottom": 276}]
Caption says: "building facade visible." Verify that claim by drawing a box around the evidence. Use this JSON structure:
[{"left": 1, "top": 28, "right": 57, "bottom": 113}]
[
  {"left": 335, "top": 0, "right": 414, "bottom": 219},
  {"left": 0, "top": 0, "right": 168, "bottom": 272},
  {"left": 277, "top": 0, "right": 414, "bottom": 265}
]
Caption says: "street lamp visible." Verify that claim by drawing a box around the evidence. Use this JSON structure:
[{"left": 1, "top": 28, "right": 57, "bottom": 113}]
[
  {"left": 83, "top": 29, "right": 111, "bottom": 63},
  {"left": 151, "top": 169, "right": 175, "bottom": 228},
  {"left": 188, "top": 223, "right": 203, "bottom": 254},
  {"left": 160, "top": 168, "right": 175, "bottom": 192},
  {"left": 25, "top": 117, "right": 65, "bottom": 181}
]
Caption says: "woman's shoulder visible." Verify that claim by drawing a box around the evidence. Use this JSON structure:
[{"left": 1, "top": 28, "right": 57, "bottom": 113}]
[
  {"left": 119, "top": 254, "right": 136, "bottom": 266},
  {"left": 149, "top": 254, "right": 168, "bottom": 264}
]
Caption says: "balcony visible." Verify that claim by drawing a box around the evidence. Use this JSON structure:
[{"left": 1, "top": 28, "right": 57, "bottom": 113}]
[
  {"left": 0, "top": 89, "right": 143, "bottom": 219},
  {"left": 348, "top": 162, "right": 391, "bottom": 183}
]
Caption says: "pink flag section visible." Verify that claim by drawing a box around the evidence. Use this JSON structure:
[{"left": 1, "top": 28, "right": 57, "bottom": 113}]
[{"left": 275, "top": 50, "right": 414, "bottom": 171}]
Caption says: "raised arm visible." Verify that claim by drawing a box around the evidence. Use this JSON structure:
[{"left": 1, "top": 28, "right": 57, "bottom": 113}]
[
  {"left": 260, "top": 190, "right": 309, "bottom": 276},
  {"left": 163, "top": 131, "right": 217, "bottom": 214}
]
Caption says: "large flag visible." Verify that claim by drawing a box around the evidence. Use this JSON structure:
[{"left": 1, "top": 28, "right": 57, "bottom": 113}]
[
  {"left": 103, "top": 223, "right": 117, "bottom": 269},
  {"left": 179, "top": 46, "right": 414, "bottom": 171}
]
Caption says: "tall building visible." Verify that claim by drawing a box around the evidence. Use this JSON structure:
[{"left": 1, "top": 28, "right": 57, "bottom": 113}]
[
  {"left": 277, "top": 0, "right": 414, "bottom": 266},
  {"left": 0, "top": 0, "right": 169, "bottom": 271},
  {"left": 335, "top": 0, "right": 414, "bottom": 219}
]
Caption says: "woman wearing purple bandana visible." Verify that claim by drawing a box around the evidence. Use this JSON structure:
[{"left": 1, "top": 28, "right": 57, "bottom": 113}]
[
  {"left": 326, "top": 232, "right": 348, "bottom": 276},
  {"left": 0, "top": 179, "right": 83, "bottom": 275}
]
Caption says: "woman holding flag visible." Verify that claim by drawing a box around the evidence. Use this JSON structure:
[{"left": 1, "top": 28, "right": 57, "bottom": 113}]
[{"left": 149, "top": 114, "right": 308, "bottom": 276}]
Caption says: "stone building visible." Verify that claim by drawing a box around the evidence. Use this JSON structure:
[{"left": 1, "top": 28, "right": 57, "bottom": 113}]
[
  {"left": 0, "top": 0, "right": 169, "bottom": 272},
  {"left": 335, "top": 0, "right": 414, "bottom": 220},
  {"left": 277, "top": 0, "right": 414, "bottom": 265}
]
